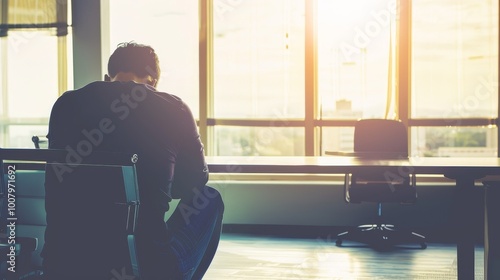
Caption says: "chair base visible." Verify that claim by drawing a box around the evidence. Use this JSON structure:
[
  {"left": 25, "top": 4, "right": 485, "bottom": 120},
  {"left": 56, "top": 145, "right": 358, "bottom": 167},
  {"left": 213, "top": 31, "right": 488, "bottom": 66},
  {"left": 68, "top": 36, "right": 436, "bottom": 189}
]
[{"left": 336, "top": 224, "right": 426, "bottom": 249}]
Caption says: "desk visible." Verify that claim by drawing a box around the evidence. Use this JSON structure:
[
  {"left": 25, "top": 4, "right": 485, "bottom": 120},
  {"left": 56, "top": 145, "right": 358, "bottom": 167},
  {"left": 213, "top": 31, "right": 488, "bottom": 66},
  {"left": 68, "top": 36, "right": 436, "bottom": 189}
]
[{"left": 206, "top": 156, "right": 500, "bottom": 280}]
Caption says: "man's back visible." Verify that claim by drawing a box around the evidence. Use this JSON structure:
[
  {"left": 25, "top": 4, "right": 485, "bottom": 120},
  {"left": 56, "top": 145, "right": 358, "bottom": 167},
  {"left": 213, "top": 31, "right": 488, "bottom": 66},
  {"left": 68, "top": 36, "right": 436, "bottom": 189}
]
[{"left": 43, "top": 81, "right": 208, "bottom": 278}]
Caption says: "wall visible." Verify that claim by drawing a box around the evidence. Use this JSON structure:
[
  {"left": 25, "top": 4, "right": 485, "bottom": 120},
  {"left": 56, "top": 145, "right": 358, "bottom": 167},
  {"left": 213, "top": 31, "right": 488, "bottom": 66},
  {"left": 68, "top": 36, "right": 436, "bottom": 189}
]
[{"left": 165, "top": 180, "right": 484, "bottom": 230}]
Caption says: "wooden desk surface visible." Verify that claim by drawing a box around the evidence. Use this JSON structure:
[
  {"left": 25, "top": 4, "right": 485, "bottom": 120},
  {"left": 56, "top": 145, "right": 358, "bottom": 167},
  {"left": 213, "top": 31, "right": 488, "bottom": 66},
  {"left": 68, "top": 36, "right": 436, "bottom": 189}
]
[{"left": 206, "top": 156, "right": 500, "bottom": 175}]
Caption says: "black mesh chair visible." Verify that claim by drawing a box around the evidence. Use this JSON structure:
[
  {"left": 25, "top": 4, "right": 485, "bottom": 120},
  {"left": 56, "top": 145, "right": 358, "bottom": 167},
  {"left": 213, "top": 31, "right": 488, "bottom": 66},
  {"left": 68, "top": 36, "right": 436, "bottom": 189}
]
[
  {"left": 332, "top": 119, "right": 426, "bottom": 249},
  {"left": 0, "top": 148, "right": 141, "bottom": 279}
]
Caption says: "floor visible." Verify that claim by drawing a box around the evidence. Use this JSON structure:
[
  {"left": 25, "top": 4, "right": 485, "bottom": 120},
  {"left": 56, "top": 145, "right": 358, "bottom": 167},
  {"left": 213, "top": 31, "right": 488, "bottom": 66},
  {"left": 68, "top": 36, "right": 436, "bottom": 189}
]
[{"left": 204, "top": 233, "right": 484, "bottom": 280}]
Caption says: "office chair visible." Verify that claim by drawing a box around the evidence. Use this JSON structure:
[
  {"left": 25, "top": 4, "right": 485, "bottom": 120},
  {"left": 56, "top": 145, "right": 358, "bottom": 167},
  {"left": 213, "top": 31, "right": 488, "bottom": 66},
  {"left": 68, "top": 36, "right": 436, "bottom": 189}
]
[
  {"left": 333, "top": 119, "right": 426, "bottom": 249},
  {"left": 1, "top": 158, "right": 45, "bottom": 279},
  {"left": 0, "top": 148, "right": 141, "bottom": 279}
]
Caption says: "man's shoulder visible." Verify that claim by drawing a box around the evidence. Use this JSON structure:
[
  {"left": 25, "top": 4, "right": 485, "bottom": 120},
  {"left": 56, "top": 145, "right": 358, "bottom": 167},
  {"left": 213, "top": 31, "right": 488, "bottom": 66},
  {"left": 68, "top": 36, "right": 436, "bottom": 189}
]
[
  {"left": 152, "top": 90, "right": 185, "bottom": 107},
  {"left": 57, "top": 81, "right": 190, "bottom": 112},
  {"left": 57, "top": 81, "right": 105, "bottom": 98}
]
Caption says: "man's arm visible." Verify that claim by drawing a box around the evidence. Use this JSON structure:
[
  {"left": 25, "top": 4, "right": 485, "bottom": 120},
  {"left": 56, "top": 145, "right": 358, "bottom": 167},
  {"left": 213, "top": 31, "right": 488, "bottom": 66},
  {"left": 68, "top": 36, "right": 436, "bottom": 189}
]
[
  {"left": 46, "top": 93, "right": 76, "bottom": 149},
  {"left": 170, "top": 102, "right": 209, "bottom": 199}
]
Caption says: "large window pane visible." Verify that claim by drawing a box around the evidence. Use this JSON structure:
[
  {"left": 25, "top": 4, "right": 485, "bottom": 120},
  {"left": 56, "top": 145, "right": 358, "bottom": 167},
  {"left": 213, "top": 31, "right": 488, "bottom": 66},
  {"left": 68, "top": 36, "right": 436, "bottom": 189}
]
[
  {"left": 213, "top": 0, "right": 305, "bottom": 118},
  {"left": 318, "top": 0, "right": 396, "bottom": 119},
  {"left": 109, "top": 0, "right": 199, "bottom": 118},
  {"left": 214, "top": 126, "right": 304, "bottom": 156},
  {"left": 321, "top": 127, "right": 355, "bottom": 156},
  {"left": 7, "top": 34, "right": 59, "bottom": 118},
  {"left": 412, "top": 0, "right": 498, "bottom": 118},
  {"left": 411, "top": 126, "right": 498, "bottom": 157}
]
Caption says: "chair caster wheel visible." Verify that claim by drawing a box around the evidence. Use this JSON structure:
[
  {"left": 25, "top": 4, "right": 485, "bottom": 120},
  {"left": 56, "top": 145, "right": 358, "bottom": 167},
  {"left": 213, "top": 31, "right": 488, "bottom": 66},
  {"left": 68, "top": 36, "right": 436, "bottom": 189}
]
[
  {"left": 335, "top": 239, "right": 342, "bottom": 246},
  {"left": 420, "top": 242, "right": 427, "bottom": 249}
]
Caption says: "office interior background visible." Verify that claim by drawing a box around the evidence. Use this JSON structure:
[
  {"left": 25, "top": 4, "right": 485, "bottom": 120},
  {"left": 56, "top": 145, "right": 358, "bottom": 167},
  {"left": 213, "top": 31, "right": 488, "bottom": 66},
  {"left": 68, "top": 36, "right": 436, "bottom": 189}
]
[{"left": 0, "top": 0, "right": 499, "bottom": 232}]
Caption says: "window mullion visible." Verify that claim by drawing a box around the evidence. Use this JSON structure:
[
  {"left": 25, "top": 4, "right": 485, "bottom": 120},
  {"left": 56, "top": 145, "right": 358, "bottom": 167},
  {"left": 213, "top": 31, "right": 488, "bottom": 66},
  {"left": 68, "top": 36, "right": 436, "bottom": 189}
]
[
  {"left": 498, "top": 0, "right": 500, "bottom": 157},
  {"left": 397, "top": 0, "right": 412, "bottom": 150},
  {"left": 305, "top": 0, "right": 318, "bottom": 156},
  {"left": 199, "top": 0, "right": 214, "bottom": 156},
  {"left": 57, "top": 36, "right": 68, "bottom": 96}
]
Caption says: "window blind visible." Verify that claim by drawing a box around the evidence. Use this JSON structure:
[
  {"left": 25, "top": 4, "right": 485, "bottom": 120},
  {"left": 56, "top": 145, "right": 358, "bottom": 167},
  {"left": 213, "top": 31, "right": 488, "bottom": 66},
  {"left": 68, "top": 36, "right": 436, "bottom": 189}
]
[{"left": 0, "top": 0, "right": 68, "bottom": 36}]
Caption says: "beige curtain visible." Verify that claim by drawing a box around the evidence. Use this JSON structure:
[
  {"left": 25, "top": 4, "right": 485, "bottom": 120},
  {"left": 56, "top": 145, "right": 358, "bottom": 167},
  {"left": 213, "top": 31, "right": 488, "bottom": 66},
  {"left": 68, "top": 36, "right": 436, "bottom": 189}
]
[{"left": 0, "top": 0, "right": 68, "bottom": 36}]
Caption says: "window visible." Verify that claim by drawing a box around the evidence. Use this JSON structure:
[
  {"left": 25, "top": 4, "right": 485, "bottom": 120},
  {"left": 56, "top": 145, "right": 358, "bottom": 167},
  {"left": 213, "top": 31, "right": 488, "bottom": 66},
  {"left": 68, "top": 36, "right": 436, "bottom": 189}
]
[
  {"left": 109, "top": 0, "right": 199, "bottom": 118},
  {"left": 107, "top": 0, "right": 499, "bottom": 157},
  {"left": 0, "top": 34, "right": 71, "bottom": 147},
  {"left": 0, "top": 1, "right": 71, "bottom": 148},
  {"left": 412, "top": 0, "right": 498, "bottom": 119},
  {"left": 213, "top": 0, "right": 305, "bottom": 119},
  {"left": 317, "top": 0, "right": 398, "bottom": 155},
  {"left": 212, "top": 0, "right": 305, "bottom": 156},
  {"left": 318, "top": 0, "right": 396, "bottom": 120},
  {"left": 7, "top": 35, "right": 59, "bottom": 119},
  {"left": 1, "top": 35, "right": 60, "bottom": 147},
  {"left": 2, "top": 1, "right": 496, "bottom": 154},
  {"left": 412, "top": 126, "right": 497, "bottom": 157},
  {"left": 411, "top": 0, "right": 498, "bottom": 157}
]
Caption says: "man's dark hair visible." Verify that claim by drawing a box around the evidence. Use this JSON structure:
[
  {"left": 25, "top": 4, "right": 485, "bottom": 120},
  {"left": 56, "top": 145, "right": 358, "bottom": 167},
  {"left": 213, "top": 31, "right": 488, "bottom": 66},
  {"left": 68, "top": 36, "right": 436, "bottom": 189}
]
[{"left": 107, "top": 42, "right": 161, "bottom": 81}]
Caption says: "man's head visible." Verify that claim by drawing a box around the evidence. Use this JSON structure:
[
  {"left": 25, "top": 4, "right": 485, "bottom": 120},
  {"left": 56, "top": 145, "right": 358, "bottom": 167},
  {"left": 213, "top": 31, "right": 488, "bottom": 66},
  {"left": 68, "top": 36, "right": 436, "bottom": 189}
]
[{"left": 105, "top": 42, "right": 161, "bottom": 87}]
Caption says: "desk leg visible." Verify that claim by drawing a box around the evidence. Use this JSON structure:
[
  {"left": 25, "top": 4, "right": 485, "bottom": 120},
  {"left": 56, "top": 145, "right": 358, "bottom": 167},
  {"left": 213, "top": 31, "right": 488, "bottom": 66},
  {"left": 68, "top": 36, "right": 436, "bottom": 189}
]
[
  {"left": 455, "top": 177, "right": 476, "bottom": 280},
  {"left": 484, "top": 182, "right": 500, "bottom": 280}
]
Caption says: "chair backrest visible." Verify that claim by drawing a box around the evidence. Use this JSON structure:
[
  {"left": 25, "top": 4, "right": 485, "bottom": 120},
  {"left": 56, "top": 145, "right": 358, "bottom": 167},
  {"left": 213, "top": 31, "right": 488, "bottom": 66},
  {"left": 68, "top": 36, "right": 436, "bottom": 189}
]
[
  {"left": 1, "top": 163, "right": 46, "bottom": 269},
  {"left": 353, "top": 119, "right": 408, "bottom": 158},
  {"left": 346, "top": 119, "right": 416, "bottom": 204},
  {"left": 0, "top": 148, "right": 141, "bottom": 279}
]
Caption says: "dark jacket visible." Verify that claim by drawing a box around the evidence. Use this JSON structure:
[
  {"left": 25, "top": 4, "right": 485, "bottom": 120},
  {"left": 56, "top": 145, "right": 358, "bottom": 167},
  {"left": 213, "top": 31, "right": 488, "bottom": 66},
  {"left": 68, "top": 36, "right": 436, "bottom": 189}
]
[{"left": 42, "top": 81, "right": 208, "bottom": 279}]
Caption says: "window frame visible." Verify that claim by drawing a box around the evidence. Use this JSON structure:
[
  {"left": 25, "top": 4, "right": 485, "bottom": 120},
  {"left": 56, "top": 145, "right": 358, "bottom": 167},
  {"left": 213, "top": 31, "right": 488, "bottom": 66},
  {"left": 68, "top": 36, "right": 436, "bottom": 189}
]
[
  {"left": 4, "top": 1, "right": 496, "bottom": 155},
  {"left": 0, "top": 0, "right": 71, "bottom": 147},
  {"left": 198, "top": 0, "right": 499, "bottom": 157}
]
